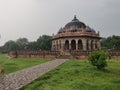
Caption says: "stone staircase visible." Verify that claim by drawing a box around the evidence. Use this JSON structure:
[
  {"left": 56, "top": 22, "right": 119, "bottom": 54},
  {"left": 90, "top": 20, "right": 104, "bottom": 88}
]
[
  {"left": 58, "top": 51, "right": 74, "bottom": 59},
  {"left": 58, "top": 55, "right": 73, "bottom": 59}
]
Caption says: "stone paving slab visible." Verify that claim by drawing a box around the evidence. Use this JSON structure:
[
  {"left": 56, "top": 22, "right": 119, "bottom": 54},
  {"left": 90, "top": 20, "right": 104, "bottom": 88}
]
[{"left": 0, "top": 59, "right": 68, "bottom": 90}]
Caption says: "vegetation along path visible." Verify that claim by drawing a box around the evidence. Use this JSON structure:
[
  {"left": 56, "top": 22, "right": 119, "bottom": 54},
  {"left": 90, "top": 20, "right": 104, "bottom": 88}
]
[{"left": 0, "top": 59, "right": 68, "bottom": 90}]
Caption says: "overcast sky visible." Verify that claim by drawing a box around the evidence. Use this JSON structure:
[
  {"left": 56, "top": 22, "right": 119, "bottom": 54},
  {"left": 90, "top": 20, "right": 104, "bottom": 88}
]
[{"left": 0, "top": 0, "right": 120, "bottom": 46}]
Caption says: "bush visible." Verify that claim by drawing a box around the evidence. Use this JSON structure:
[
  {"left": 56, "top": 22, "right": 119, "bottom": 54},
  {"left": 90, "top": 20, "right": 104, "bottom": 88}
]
[{"left": 88, "top": 50, "right": 108, "bottom": 70}]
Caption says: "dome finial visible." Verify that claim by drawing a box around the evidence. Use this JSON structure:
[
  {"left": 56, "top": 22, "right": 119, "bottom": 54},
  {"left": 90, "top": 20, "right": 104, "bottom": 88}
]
[{"left": 74, "top": 15, "right": 77, "bottom": 19}]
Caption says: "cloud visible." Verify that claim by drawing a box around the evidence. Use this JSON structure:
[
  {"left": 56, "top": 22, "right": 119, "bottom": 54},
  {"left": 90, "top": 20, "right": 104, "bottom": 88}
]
[{"left": 0, "top": 0, "right": 120, "bottom": 46}]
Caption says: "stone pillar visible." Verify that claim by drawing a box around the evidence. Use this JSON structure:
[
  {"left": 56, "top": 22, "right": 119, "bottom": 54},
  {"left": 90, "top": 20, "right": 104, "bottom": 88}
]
[
  {"left": 55, "top": 41, "right": 57, "bottom": 51},
  {"left": 52, "top": 40, "right": 55, "bottom": 50},
  {"left": 61, "top": 40, "right": 65, "bottom": 51},
  {"left": 54, "top": 41, "right": 56, "bottom": 51},
  {"left": 89, "top": 40, "right": 91, "bottom": 51},
  {"left": 93, "top": 41, "right": 96, "bottom": 50},
  {"left": 82, "top": 39, "right": 87, "bottom": 51},
  {"left": 51, "top": 40, "right": 54, "bottom": 50},
  {"left": 91, "top": 40, "right": 94, "bottom": 51},
  {"left": 69, "top": 39, "right": 71, "bottom": 50},
  {"left": 59, "top": 41, "right": 61, "bottom": 50},
  {"left": 97, "top": 40, "right": 101, "bottom": 49},
  {"left": 60, "top": 40, "right": 65, "bottom": 55},
  {"left": 76, "top": 39, "right": 78, "bottom": 50},
  {"left": 56, "top": 40, "right": 58, "bottom": 50},
  {"left": 58, "top": 40, "right": 60, "bottom": 51}
]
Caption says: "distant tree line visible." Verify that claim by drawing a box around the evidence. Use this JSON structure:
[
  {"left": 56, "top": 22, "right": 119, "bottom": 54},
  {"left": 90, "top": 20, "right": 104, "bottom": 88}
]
[
  {"left": 101, "top": 35, "right": 120, "bottom": 50},
  {"left": 0, "top": 35, "right": 120, "bottom": 53},
  {"left": 0, "top": 35, "right": 52, "bottom": 53}
]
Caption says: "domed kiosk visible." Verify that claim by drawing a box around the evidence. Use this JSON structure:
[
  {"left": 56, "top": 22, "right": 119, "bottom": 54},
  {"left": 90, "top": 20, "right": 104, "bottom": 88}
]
[{"left": 52, "top": 16, "right": 101, "bottom": 52}]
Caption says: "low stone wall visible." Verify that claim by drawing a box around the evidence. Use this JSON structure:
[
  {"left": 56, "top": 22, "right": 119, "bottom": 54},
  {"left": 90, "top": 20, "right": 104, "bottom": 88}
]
[
  {"left": 0, "top": 59, "right": 68, "bottom": 90},
  {"left": 74, "top": 56, "right": 88, "bottom": 60},
  {"left": 71, "top": 50, "right": 120, "bottom": 60},
  {"left": 17, "top": 54, "right": 57, "bottom": 59},
  {"left": 110, "top": 56, "right": 120, "bottom": 60},
  {"left": 8, "top": 51, "right": 60, "bottom": 59},
  {"left": 70, "top": 51, "right": 89, "bottom": 60},
  {"left": 8, "top": 50, "right": 120, "bottom": 60}
]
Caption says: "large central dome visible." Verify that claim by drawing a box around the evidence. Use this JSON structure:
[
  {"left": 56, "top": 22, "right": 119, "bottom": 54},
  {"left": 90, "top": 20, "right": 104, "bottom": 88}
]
[
  {"left": 65, "top": 15, "right": 86, "bottom": 29},
  {"left": 58, "top": 16, "right": 96, "bottom": 33}
]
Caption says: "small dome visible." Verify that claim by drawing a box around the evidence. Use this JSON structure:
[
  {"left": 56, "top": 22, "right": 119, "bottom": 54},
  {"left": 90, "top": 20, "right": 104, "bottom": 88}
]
[
  {"left": 64, "top": 15, "right": 86, "bottom": 30},
  {"left": 58, "top": 27, "right": 64, "bottom": 33},
  {"left": 86, "top": 26, "right": 96, "bottom": 33},
  {"left": 91, "top": 29, "right": 96, "bottom": 33},
  {"left": 86, "top": 26, "right": 91, "bottom": 32},
  {"left": 57, "top": 16, "right": 97, "bottom": 33}
]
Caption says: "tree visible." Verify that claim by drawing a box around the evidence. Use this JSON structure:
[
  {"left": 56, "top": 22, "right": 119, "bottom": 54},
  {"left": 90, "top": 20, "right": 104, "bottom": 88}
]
[
  {"left": 37, "top": 35, "right": 52, "bottom": 50},
  {"left": 16, "top": 38, "right": 29, "bottom": 50},
  {"left": 101, "top": 35, "right": 120, "bottom": 50},
  {"left": 27, "top": 41, "right": 38, "bottom": 50},
  {"left": 88, "top": 50, "right": 108, "bottom": 70},
  {"left": 3, "top": 40, "right": 20, "bottom": 52},
  {"left": 2, "top": 35, "right": 52, "bottom": 52}
]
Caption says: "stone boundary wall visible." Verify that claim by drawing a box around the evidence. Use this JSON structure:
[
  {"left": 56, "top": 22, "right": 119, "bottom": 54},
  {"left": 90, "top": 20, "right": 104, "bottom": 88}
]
[
  {"left": 8, "top": 50, "right": 120, "bottom": 60},
  {"left": 71, "top": 50, "right": 120, "bottom": 60},
  {"left": 8, "top": 51, "right": 60, "bottom": 59},
  {"left": 0, "top": 59, "right": 68, "bottom": 90},
  {"left": 70, "top": 51, "right": 89, "bottom": 60}
]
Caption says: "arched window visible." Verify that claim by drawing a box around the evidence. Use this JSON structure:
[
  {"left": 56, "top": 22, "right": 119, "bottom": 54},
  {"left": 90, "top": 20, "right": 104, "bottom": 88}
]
[
  {"left": 65, "top": 40, "right": 69, "bottom": 50},
  {"left": 78, "top": 40, "right": 83, "bottom": 50},
  {"left": 71, "top": 40, "right": 76, "bottom": 50}
]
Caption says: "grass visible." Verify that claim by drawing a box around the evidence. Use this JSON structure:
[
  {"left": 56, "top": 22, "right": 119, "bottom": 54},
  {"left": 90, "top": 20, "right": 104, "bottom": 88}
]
[
  {"left": 22, "top": 60, "right": 120, "bottom": 90},
  {"left": 0, "top": 54, "right": 51, "bottom": 74}
]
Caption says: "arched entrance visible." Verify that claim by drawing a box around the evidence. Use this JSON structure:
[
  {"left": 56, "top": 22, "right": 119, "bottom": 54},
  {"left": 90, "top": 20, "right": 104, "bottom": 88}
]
[
  {"left": 86, "top": 40, "right": 89, "bottom": 50},
  {"left": 59, "top": 40, "right": 61, "bottom": 49},
  {"left": 56, "top": 41, "right": 58, "bottom": 50},
  {"left": 78, "top": 40, "right": 83, "bottom": 50},
  {"left": 65, "top": 40, "right": 69, "bottom": 50},
  {"left": 95, "top": 41, "right": 98, "bottom": 49},
  {"left": 91, "top": 40, "right": 93, "bottom": 50},
  {"left": 71, "top": 40, "right": 76, "bottom": 50}
]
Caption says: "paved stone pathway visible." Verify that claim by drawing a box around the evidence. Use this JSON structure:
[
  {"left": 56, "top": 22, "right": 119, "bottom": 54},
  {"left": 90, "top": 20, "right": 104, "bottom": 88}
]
[{"left": 0, "top": 59, "right": 68, "bottom": 90}]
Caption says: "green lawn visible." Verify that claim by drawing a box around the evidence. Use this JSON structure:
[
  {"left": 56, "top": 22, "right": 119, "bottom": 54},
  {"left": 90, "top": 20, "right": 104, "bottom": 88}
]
[
  {"left": 0, "top": 54, "right": 51, "bottom": 74},
  {"left": 22, "top": 60, "right": 120, "bottom": 90}
]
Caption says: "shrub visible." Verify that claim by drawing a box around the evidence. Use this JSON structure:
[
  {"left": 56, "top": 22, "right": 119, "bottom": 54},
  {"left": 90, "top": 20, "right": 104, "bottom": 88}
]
[{"left": 88, "top": 50, "right": 108, "bottom": 70}]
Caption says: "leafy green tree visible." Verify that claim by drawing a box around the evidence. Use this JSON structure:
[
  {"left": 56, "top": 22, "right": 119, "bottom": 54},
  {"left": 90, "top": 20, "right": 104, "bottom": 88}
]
[
  {"left": 101, "top": 35, "right": 120, "bottom": 50},
  {"left": 27, "top": 41, "right": 38, "bottom": 50},
  {"left": 37, "top": 35, "right": 52, "bottom": 50},
  {"left": 3, "top": 40, "right": 20, "bottom": 52},
  {"left": 88, "top": 50, "right": 108, "bottom": 70},
  {"left": 16, "top": 38, "right": 29, "bottom": 50},
  {"left": 2, "top": 35, "right": 52, "bottom": 52}
]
